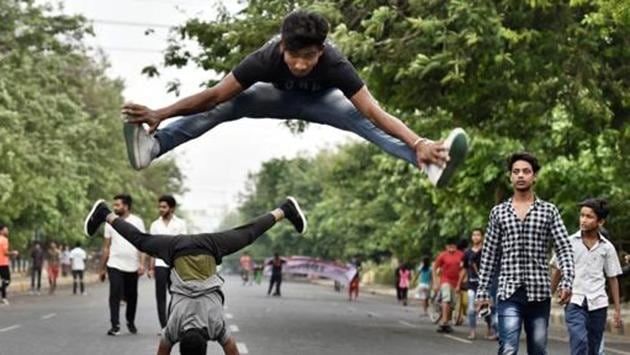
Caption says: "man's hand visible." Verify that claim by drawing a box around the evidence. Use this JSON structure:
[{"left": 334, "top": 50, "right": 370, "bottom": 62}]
[
  {"left": 147, "top": 268, "right": 154, "bottom": 279},
  {"left": 138, "top": 265, "right": 146, "bottom": 277},
  {"left": 614, "top": 309, "right": 623, "bottom": 329},
  {"left": 415, "top": 140, "right": 448, "bottom": 168},
  {"left": 557, "top": 288, "right": 571, "bottom": 305},
  {"left": 99, "top": 270, "right": 107, "bottom": 282},
  {"left": 122, "top": 103, "right": 161, "bottom": 133}
]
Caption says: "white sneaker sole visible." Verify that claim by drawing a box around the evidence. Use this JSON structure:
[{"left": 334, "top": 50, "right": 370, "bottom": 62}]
[
  {"left": 287, "top": 196, "right": 307, "bottom": 234},
  {"left": 84, "top": 199, "right": 106, "bottom": 237}
]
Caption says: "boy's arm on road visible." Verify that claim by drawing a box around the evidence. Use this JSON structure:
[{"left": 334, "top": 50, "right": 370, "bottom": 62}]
[
  {"left": 156, "top": 339, "right": 172, "bottom": 355},
  {"left": 222, "top": 337, "right": 240, "bottom": 355}
]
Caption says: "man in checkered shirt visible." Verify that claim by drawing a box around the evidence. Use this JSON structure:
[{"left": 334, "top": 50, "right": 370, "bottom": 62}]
[{"left": 475, "top": 152, "right": 575, "bottom": 355}]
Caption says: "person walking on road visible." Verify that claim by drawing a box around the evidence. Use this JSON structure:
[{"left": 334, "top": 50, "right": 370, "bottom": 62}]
[
  {"left": 99, "top": 194, "right": 147, "bottom": 336},
  {"left": 0, "top": 224, "right": 19, "bottom": 305},
  {"left": 149, "top": 195, "right": 187, "bottom": 329},
  {"left": 475, "top": 152, "right": 575, "bottom": 355},
  {"left": 433, "top": 237, "right": 465, "bottom": 333},
  {"left": 84, "top": 196, "right": 307, "bottom": 355},
  {"left": 398, "top": 263, "right": 411, "bottom": 306},
  {"left": 46, "top": 241, "right": 61, "bottom": 295},
  {"left": 460, "top": 228, "right": 493, "bottom": 340},
  {"left": 70, "top": 242, "right": 88, "bottom": 295},
  {"left": 416, "top": 257, "right": 432, "bottom": 316},
  {"left": 30, "top": 241, "right": 44, "bottom": 295},
  {"left": 239, "top": 252, "right": 253, "bottom": 286},
  {"left": 267, "top": 253, "right": 286, "bottom": 296},
  {"left": 551, "top": 198, "right": 622, "bottom": 355}
]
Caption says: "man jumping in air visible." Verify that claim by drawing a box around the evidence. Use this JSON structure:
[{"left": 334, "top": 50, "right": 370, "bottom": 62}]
[
  {"left": 122, "top": 10, "right": 468, "bottom": 188},
  {"left": 84, "top": 196, "right": 307, "bottom": 355}
]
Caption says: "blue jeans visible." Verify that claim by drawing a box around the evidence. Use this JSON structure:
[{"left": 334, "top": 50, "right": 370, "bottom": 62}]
[
  {"left": 565, "top": 302, "right": 607, "bottom": 355},
  {"left": 497, "top": 287, "right": 550, "bottom": 355},
  {"left": 154, "top": 83, "right": 417, "bottom": 165}
]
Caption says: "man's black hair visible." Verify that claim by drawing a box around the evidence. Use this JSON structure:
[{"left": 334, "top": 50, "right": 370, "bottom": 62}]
[
  {"left": 507, "top": 152, "right": 541, "bottom": 174},
  {"left": 159, "top": 195, "right": 177, "bottom": 209},
  {"left": 113, "top": 194, "right": 133, "bottom": 209},
  {"left": 180, "top": 329, "right": 207, "bottom": 355},
  {"left": 579, "top": 198, "right": 609, "bottom": 220},
  {"left": 471, "top": 227, "right": 484, "bottom": 235},
  {"left": 281, "top": 10, "right": 329, "bottom": 51}
]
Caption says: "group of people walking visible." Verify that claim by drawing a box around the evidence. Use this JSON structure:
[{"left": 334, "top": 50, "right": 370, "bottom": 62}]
[{"left": 406, "top": 152, "right": 626, "bottom": 355}]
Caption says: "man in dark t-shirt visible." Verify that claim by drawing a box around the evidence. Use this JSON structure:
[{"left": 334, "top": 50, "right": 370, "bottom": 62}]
[
  {"left": 122, "top": 10, "right": 468, "bottom": 188},
  {"left": 266, "top": 253, "right": 286, "bottom": 296}
]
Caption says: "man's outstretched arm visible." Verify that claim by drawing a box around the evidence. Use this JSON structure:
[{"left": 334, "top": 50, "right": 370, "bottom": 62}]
[
  {"left": 123, "top": 73, "right": 244, "bottom": 133},
  {"left": 350, "top": 86, "right": 447, "bottom": 167}
]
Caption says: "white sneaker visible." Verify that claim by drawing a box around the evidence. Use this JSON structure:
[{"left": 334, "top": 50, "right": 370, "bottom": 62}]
[
  {"left": 423, "top": 128, "right": 469, "bottom": 188},
  {"left": 1, "top": 298, "right": 9, "bottom": 305},
  {"left": 123, "top": 118, "right": 158, "bottom": 170}
]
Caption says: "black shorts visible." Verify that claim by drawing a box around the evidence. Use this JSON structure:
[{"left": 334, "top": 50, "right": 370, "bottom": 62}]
[{"left": 0, "top": 265, "right": 10, "bottom": 282}]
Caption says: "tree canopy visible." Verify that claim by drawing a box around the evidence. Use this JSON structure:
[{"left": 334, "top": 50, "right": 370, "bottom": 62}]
[{"left": 0, "top": 0, "right": 184, "bottom": 249}]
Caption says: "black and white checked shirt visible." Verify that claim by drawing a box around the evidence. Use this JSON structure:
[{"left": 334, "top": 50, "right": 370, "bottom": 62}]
[{"left": 476, "top": 197, "right": 574, "bottom": 302}]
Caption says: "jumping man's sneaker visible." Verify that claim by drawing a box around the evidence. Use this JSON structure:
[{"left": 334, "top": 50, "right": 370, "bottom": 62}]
[
  {"left": 107, "top": 326, "right": 121, "bottom": 336},
  {"left": 280, "top": 197, "right": 307, "bottom": 234},
  {"left": 423, "top": 127, "right": 469, "bottom": 188},
  {"left": 123, "top": 119, "right": 158, "bottom": 170},
  {"left": 84, "top": 199, "right": 111, "bottom": 237}
]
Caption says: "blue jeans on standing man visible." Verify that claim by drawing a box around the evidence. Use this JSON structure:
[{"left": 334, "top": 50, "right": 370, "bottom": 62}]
[
  {"left": 565, "top": 301, "right": 607, "bottom": 355},
  {"left": 497, "top": 287, "right": 550, "bottom": 355},
  {"left": 154, "top": 83, "right": 417, "bottom": 166}
]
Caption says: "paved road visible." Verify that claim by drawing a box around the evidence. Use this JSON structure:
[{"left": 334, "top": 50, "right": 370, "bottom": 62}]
[{"left": 1, "top": 276, "right": 629, "bottom": 355}]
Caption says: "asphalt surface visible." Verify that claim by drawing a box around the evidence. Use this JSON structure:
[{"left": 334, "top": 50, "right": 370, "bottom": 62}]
[{"left": 1, "top": 275, "right": 629, "bottom": 355}]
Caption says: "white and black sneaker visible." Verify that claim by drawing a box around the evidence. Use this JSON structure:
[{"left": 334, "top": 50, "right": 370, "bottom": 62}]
[
  {"left": 84, "top": 199, "right": 111, "bottom": 237},
  {"left": 280, "top": 197, "right": 307, "bottom": 234},
  {"left": 423, "top": 127, "right": 469, "bottom": 188},
  {"left": 123, "top": 118, "right": 158, "bottom": 170}
]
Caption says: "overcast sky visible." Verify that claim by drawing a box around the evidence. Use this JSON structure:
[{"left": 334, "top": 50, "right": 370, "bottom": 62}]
[{"left": 52, "top": 0, "right": 357, "bottom": 231}]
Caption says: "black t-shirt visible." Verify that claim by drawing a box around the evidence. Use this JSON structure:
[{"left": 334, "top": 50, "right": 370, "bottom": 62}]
[
  {"left": 463, "top": 248, "right": 482, "bottom": 290},
  {"left": 268, "top": 258, "right": 286, "bottom": 276},
  {"left": 232, "top": 36, "right": 364, "bottom": 98}
]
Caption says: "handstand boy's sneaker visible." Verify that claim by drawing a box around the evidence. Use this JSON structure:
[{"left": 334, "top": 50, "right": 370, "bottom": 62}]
[
  {"left": 280, "top": 197, "right": 307, "bottom": 234},
  {"left": 123, "top": 120, "right": 157, "bottom": 170},
  {"left": 84, "top": 199, "right": 111, "bottom": 237},
  {"left": 424, "top": 128, "right": 469, "bottom": 188}
]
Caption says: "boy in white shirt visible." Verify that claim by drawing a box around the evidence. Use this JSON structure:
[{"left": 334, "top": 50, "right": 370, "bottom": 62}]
[
  {"left": 551, "top": 198, "right": 623, "bottom": 355},
  {"left": 69, "top": 242, "right": 87, "bottom": 295}
]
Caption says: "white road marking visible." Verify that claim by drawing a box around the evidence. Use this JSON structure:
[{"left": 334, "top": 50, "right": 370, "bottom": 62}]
[
  {"left": 398, "top": 320, "right": 418, "bottom": 328},
  {"left": 41, "top": 313, "right": 56, "bottom": 320},
  {"left": 236, "top": 342, "right": 249, "bottom": 354},
  {"left": 225, "top": 313, "right": 234, "bottom": 319},
  {"left": 229, "top": 324, "right": 240, "bottom": 332},
  {"left": 0, "top": 325, "right": 21, "bottom": 333},
  {"left": 443, "top": 334, "right": 473, "bottom": 344}
]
